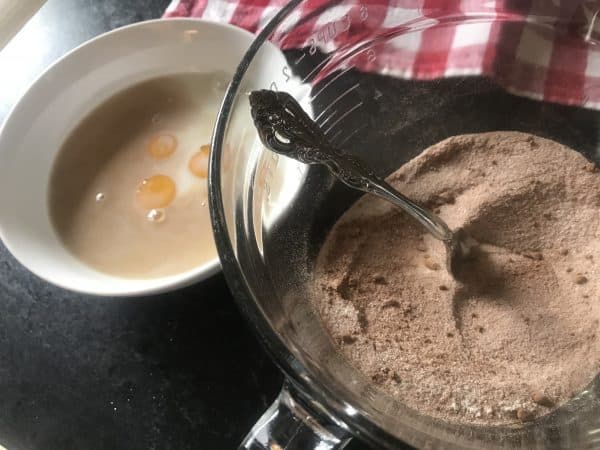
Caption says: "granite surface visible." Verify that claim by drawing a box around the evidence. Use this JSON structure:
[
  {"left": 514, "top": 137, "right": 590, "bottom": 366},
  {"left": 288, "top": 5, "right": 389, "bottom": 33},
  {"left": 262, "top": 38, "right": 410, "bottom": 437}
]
[{"left": 0, "top": 1, "right": 376, "bottom": 449}]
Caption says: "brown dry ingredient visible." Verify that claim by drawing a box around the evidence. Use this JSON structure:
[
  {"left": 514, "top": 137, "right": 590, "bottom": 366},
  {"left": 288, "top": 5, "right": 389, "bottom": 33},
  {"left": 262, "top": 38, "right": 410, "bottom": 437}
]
[
  {"left": 531, "top": 390, "right": 555, "bottom": 407},
  {"left": 313, "top": 131, "right": 600, "bottom": 426}
]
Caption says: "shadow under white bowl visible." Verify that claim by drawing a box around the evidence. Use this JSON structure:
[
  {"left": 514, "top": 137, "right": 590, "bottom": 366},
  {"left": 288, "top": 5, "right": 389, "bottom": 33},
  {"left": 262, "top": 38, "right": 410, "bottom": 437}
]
[{"left": 0, "top": 18, "right": 282, "bottom": 296}]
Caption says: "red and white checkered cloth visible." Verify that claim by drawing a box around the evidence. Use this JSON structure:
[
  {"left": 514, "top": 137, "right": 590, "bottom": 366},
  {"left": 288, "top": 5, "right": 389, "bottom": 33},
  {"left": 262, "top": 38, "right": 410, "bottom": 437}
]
[{"left": 164, "top": 0, "right": 600, "bottom": 108}]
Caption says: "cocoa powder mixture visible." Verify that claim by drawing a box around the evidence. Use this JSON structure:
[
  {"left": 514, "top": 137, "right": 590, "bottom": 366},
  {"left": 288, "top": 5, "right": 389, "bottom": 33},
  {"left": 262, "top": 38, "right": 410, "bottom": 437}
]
[{"left": 313, "top": 131, "right": 600, "bottom": 426}]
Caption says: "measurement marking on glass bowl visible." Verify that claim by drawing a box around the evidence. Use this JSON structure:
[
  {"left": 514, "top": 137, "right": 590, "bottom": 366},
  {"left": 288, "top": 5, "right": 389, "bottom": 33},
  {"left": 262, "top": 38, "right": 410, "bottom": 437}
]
[
  {"left": 307, "top": 5, "right": 368, "bottom": 49},
  {"left": 338, "top": 124, "right": 366, "bottom": 146},
  {"left": 318, "top": 109, "right": 338, "bottom": 127},
  {"left": 286, "top": 6, "right": 371, "bottom": 86},
  {"left": 302, "top": 54, "right": 333, "bottom": 83},
  {"left": 310, "top": 65, "right": 354, "bottom": 101},
  {"left": 390, "top": 400, "right": 402, "bottom": 416},
  {"left": 324, "top": 101, "right": 363, "bottom": 135},
  {"left": 316, "top": 18, "right": 347, "bottom": 44},
  {"left": 315, "top": 82, "right": 360, "bottom": 121},
  {"left": 294, "top": 53, "right": 306, "bottom": 65},
  {"left": 292, "top": 4, "right": 370, "bottom": 77},
  {"left": 366, "top": 48, "right": 376, "bottom": 63},
  {"left": 268, "top": 63, "right": 292, "bottom": 92},
  {"left": 582, "top": 95, "right": 590, "bottom": 106},
  {"left": 362, "top": 384, "right": 377, "bottom": 403},
  {"left": 329, "top": 128, "right": 344, "bottom": 143},
  {"left": 274, "top": 27, "right": 289, "bottom": 45},
  {"left": 359, "top": 4, "right": 369, "bottom": 21},
  {"left": 308, "top": 15, "right": 350, "bottom": 52}
]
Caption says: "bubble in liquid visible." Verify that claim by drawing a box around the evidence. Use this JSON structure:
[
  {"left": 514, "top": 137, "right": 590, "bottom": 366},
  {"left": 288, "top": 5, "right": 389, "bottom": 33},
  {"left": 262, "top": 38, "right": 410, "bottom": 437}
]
[
  {"left": 95, "top": 192, "right": 105, "bottom": 202},
  {"left": 146, "top": 208, "right": 166, "bottom": 223}
]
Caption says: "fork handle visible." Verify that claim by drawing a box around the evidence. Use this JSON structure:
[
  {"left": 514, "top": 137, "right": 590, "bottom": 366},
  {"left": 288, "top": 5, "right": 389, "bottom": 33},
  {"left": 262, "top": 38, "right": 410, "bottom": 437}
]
[
  {"left": 367, "top": 179, "right": 453, "bottom": 242},
  {"left": 313, "top": 149, "right": 453, "bottom": 243}
]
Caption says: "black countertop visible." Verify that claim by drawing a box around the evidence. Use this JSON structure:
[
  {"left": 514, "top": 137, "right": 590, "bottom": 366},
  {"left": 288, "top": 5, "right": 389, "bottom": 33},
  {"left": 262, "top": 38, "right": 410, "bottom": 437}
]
[{"left": 0, "top": 1, "right": 374, "bottom": 449}]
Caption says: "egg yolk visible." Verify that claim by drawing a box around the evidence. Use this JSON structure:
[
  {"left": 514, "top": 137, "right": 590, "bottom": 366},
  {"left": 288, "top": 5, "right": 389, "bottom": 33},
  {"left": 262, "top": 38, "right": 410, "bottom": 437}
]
[
  {"left": 189, "top": 144, "right": 210, "bottom": 178},
  {"left": 135, "top": 175, "right": 176, "bottom": 210},
  {"left": 147, "top": 133, "right": 177, "bottom": 159}
]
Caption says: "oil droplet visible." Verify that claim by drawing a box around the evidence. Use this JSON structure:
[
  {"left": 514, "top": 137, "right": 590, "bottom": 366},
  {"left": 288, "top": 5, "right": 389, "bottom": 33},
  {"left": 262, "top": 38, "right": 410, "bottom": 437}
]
[
  {"left": 146, "top": 208, "right": 166, "bottom": 223},
  {"left": 147, "top": 134, "right": 177, "bottom": 159},
  {"left": 95, "top": 192, "right": 105, "bottom": 202},
  {"left": 135, "top": 175, "right": 176, "bottom": 210},
  {"left": 188, "top": 144, "right": 210, "bottom": 178}
]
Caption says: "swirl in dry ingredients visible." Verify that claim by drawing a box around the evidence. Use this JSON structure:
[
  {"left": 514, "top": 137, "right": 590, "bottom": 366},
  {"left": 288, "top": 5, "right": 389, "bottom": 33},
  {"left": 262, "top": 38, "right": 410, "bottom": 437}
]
[{"left": 313, "top": 131, "right": 600, "bottom": 426}]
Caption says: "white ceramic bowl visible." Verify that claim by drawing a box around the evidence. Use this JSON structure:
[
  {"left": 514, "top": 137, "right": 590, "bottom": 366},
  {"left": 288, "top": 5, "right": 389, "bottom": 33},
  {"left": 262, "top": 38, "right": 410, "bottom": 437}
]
[{"left": 0, "top": 18, "right": 284, "bottom": 296}]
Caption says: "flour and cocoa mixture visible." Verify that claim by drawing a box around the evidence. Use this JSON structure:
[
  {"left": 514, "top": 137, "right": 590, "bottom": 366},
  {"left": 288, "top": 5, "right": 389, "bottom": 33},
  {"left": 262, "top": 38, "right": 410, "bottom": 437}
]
[{"left": 313, "top": 131, "right": 600, "bottom": 426}]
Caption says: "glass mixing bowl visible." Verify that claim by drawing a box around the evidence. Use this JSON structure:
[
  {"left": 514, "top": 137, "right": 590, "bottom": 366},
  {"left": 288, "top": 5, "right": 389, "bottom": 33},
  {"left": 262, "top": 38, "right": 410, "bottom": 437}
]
[{"left": 209, "top": 1, "right": 600, "bottom": 448}]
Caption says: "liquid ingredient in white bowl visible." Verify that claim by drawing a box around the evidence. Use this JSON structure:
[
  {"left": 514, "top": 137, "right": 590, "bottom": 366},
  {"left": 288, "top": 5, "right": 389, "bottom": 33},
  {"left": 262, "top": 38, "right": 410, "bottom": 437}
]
[
  {"left": 49, "top": 72, "right": 227, "bottom": 279},
  {"left": 313, "top": 131, "right": 600, "bottom": 426}
]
